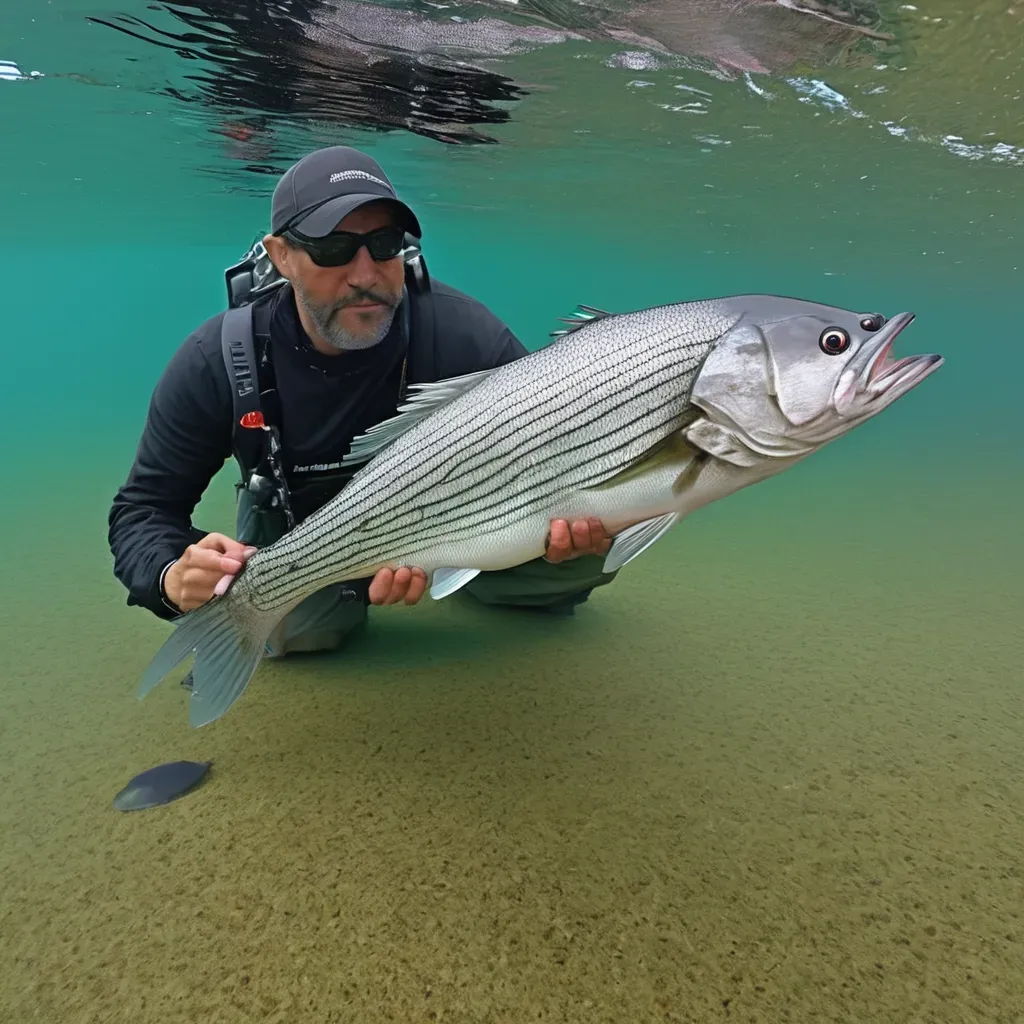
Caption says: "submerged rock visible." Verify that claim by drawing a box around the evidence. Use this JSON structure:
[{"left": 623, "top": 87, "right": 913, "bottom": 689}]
[{"left": 112, "top": 760, "right": 212, "bottom": 811}]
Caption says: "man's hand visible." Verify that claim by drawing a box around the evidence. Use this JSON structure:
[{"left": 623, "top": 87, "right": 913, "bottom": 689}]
[
  {"left": 368, "top": 566, "right": 428, "bottom": 606},
  {"left": 163, "top": 533, "right": 258, "bottom": 612},
  {"left": 544, "top": 517, "right": 612, "bottom": 563}
]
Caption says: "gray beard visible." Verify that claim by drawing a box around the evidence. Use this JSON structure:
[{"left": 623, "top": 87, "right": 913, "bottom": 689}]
[{"left": 294, "top": 281, "right": 398, "bottom": 352}]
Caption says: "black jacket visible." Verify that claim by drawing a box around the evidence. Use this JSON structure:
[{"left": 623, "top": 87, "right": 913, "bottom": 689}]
[{"left": 108, "top": 278, "right": 528, "bottom": 619}]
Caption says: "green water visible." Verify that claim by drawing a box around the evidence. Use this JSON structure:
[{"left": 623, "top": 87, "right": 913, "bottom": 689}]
[{"left": 2, "top": 1, "right": 1023, "bottom": 1021}]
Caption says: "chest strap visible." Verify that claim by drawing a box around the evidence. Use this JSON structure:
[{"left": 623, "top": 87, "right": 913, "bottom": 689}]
[{"left": 220, "top": 302, "right": 294, "bottom": 529}]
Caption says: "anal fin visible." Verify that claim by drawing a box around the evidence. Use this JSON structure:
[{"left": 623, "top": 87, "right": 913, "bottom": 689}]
[
  {"left": 430, "top": 567, "right": 482, "bottom": 600},
  {"left": 602, "top": 512, "right": 680, "bottom": 573}
]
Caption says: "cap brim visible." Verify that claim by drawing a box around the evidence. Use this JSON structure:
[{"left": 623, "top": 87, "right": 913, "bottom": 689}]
[{"left": 291, "top": 194, "right": 421, "bottom": 239}]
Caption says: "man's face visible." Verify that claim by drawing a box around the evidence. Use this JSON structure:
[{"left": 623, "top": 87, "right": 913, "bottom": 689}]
[{"left": 265, "top": 200, "right": 407, "bottom": 352}]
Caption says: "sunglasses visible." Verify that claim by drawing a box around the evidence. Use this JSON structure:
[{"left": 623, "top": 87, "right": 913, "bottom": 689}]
[{"left": 282, "top": 225, "right": 407, "bottom": 268}]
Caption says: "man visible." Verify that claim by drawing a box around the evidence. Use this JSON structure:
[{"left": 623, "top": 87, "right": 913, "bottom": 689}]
[{"left": 108, "top": 145, "right": 619, "bottom": 657}]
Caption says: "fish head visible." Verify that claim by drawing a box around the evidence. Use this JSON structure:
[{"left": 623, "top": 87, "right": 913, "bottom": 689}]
[{"left": 684, "top": 296, "right": 944, "bottom": 467}]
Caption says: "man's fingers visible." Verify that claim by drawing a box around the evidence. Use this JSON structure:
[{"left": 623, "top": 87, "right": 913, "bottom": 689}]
[
  {"left": 544, "top": 517, "right": 613, "bottom": 562},
  {"left": 184, "top": 549, "right": 224, "bottom": 573},
  {"left": 165, "top": 537, "right": 257, "bottom": 612},
  {"left": 368, "top": 568, "right": 394, "bottom": 605},
  {"left": 195, "top": 532, "right": 254, "bottom": 557},
  {"left": 217, "top": 544, "right": 257, "bottom": 567},
  {"left": 220, "top": 555, "right": 246, "bottom": 575},
  {"left": 405, "top": 568, "right": 427, "bottom": 605},
  {"left": 570, "top": 518, "right": 592, "bottom": 552},
  {"left": 381, "top": 566, "right": 406, "bottom": 605},
  {"left": 372, "top": 567, "right": 411, "bottom": 605},
  {"left": 195, "top": 532, "right": 236, "bottom": 554},
  {"left": 175, "top": 570, "right": 226, "bottom": 610},
  {"left": 588, "top": 517, "right": 612, "bottom": 554},
  {"left": 183, "top": 548, "right": 242, "bottom": 575},
  {"left": 554, "top": 519, "right": 572, "bottom": 547},
  {"left": 545, "top": 519, "right": 573, "bottom": 562},
  {"left": 178, "top": 566, "right": 233, "bottom": 605},
  {"left": 369, "top": 566, "right": 430, "bottom": 605}
]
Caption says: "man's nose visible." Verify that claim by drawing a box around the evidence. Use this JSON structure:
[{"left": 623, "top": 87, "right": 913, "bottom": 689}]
[{"left": 345, "top": 244, "right": 379, "bottom": 288}]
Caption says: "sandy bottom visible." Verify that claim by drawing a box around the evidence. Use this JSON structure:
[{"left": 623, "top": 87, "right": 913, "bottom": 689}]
[{"left": 2, "top": 464, "right": 1022, "bottom": 1024}]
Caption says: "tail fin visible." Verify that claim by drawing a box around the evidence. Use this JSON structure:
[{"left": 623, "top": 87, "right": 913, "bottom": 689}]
[{"left": 138, "top": 594, "right": 286, "bottom": 728}]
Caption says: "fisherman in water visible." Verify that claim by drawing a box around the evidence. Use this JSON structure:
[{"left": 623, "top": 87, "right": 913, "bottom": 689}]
[{"left": 108, "top": 145, "right": 619, "bottom": 657}]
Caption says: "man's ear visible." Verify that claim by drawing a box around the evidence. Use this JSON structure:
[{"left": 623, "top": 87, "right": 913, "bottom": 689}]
[{"left": 262, "top": 233, "right": 292, "bottom": 278}]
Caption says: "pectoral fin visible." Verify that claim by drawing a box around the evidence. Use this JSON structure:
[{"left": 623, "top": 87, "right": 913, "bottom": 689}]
[
  {"left": 602, "top": 512, "right": 680, "bottom": 573},
  {"left": 683, "top": 417, "right": 762, "bottom": 468},
  {"left": 430, "top": 567, "right": 482, "bottom": 600}
]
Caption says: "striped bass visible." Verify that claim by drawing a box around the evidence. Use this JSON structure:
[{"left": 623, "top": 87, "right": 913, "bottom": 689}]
[{"left": 138, "top": 293, "right": 943, "bottom": 727}]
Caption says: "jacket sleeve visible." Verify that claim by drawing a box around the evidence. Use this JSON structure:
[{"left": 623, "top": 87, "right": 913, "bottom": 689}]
[{"left": 107, "top": 325, "right": 234, "bottom": 620}]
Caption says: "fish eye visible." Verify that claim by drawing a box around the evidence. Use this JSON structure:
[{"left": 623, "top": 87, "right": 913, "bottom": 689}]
[
  {"left": 859, "top": 313, "right": 885, "bottom": 332},
  {"left": 819, "top": 327, "right": 851, "bottom": 355}
]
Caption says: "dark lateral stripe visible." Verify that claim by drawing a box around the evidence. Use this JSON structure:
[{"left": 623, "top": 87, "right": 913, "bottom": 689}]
[
  {"left": 256, "top": 409, "right": 682, "bottom": 604},
  {"left": 325, "top": 337, "right": 695, "bottom": 537},
  {"left": 251, "top": 394, "right": 684, "bottom": 606},
  {"left": 338, "top": 357, "right": 690, "bottom": 545},
  {"left": 351, "top": 411, "right": 683, "bottom": 567},
  {"left": 372, "top": 337, "right": 704, "bottom": 517},
  {"left": 250, "top": 327, "right": 717, "bottom": 604},
  {"left": 269, "top": 352, "right": 687, "bottom": 563},
  {"left": 327, "top": 388, "right": 687, "bottom": 560},
  {"left": 334, "top": 326, "right": 698, "bottom": 517},
  {"left": 253, "top": 351, "right": 701, "bottom": 603},
  {"left": 256, "top": 391, "right": 690, "bottom": 602}
]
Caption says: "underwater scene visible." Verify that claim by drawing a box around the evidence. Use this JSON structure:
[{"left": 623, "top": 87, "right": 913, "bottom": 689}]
[{"left": 2, "top": 0, "right": 1022, "bottom": 1020}]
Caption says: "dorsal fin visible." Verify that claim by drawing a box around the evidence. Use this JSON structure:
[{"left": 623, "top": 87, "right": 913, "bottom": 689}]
[
  {"left": 549, "top": 304, "right": 615, "bottom": 338},
  {"left": 340, "top": 366, "right": 497, "bottom": 467}
]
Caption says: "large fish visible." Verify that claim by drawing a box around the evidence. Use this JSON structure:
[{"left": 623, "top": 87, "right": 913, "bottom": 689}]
[{"left": 138, "top": 294, "right": 942, "bottom": 727}]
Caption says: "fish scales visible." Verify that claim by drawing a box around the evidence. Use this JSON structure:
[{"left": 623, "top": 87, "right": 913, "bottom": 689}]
[
  {"left": 313, "top": 303, "right": 723, "bottom": 518},
  {"left": 244, "top": 303, "right": 732, "bottom": 607},
  {"left": 326, "top": 312, "right": 693, "bottom": 527},
  {"left": 268, "top": 350, "right": 683, "bottom": 587}
]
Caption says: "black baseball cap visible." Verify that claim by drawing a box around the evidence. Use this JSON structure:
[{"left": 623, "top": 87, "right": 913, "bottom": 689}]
[{"left": 270, "top": 145, "right": 422, "bottom": 240}]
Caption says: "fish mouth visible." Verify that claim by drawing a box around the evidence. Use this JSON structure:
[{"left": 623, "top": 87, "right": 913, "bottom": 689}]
[{"left": 834, "top": 312, "right": 944, "bottom": 416}]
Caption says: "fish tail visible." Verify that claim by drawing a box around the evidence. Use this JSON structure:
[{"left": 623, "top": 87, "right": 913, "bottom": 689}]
[{"left": 137, "top": 592, "right": 287, "bottom": 728}]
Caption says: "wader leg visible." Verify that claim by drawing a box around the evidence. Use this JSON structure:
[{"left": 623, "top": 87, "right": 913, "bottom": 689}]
[
  {"left": 235, "top": 488, "right": 368, "bottom": 657},
  {"left": 462, "top": 554, "right": 616, "bottom": 615},
  {"left": 263, "top": 585, "right": 368, "bottom": 657}
]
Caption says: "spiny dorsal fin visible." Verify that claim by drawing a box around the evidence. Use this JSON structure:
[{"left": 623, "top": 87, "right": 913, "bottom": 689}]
[
  {"left": 340, "top": 366, "right": 497, "bottom": 467},
  {"left": 549, "top": 303, "right": 615, "bottom": 338}
]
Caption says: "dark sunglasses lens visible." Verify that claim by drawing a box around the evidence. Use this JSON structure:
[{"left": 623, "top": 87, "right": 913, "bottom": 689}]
[
  {"left": 305, "top": 237, "right": 359, "bottom": 267},
  {"left": 304, "top": 227, "right": 405, "bottom": 267},
  {"left": 366, "top": 228, "right": 405, "bottom": 259}
]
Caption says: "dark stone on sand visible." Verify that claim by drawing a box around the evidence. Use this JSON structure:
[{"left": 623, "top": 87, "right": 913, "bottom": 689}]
[{"left": 113, "top": 760, "right": 212, "bottom": 811}]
